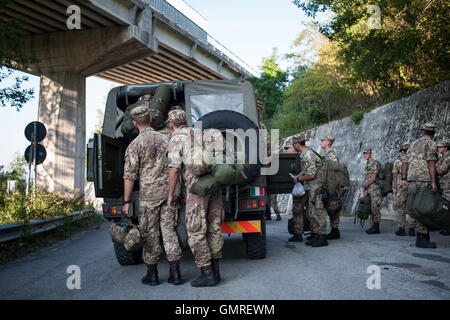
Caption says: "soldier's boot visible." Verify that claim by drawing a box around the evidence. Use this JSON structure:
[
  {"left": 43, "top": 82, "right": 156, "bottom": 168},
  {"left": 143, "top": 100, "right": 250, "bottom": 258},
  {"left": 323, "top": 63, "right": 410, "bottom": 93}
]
[
  {"left": 211, "top": 259, "right": 221, "bottom": 284},
  {"left": 440, "top": 229, "right": 450, "bottom": 236},
  {"left": 265, "top": 215, "right": 272, "bottom": 221},
  {"left": 365, "top": 223, "right": 380, "bottom": 234},
  {"left": 305, "top": 233, "right": 318, "bottom": 246},
  {"left": 288, "top": 234, "right": 303, "bottom": 242},
  {"left": 141, "top": 264, "right": 160, "bottom": 286},
  {"left": 326, "top": 228, "right": 340, "bottom": 240},
  {"left": 395, "top": 227, "right": 406, "bottom": 236},
  {"left": 306, "top": 233, "right": 314, "bottom": 241},
  {"left": 408, "top": 227, "right": 416, "bottom": 237},
  {"left": 191, "top": 266, "right": 216, "bottom": 287},
  {"left": 168, "top": 261, "right": 183, "bottom": 285},
  {"left": 276, "top": 214, "right": 282, "bottom": 221},
  {"left": 311, "top": 234, "right": 328, "bottom": 247},
  {"left": 416, "top": 232, "right": 437, "bottom": 249}
]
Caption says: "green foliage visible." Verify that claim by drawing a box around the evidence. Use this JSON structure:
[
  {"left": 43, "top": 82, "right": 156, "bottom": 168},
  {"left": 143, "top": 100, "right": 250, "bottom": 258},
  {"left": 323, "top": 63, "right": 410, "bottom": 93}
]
[
  {"left": 0, "top": 0, "right": 37, "bottom": 111},
  {"left": 351, "top": 110, "right": 365, "bottom": 124},
  {"left": 247, "top": 51, "right": 288, "bottom": 119},
  {"left": 0, "top": 153, "right": 27, "bottom": 193},
  {"left": 0, "top": 188, "right": 94, "bottom": 225}
]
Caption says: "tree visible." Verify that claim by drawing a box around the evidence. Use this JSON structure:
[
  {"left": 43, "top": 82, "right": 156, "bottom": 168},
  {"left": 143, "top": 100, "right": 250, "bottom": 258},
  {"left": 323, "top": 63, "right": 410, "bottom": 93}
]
[
  {"left": 246, "top": 50, "right": 289, "bottom": 119},
  {"left": 0, "top": 152, "right": 27, "bottom": 192},
  {"left": 0, "top": 0, "right": 37, "bottom": 111}
]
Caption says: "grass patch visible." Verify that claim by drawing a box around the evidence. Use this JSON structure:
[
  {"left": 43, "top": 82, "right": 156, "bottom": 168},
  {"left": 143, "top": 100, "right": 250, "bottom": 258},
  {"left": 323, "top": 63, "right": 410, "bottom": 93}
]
[{"left": 0, "top": 213, "right": 104, "bottom": 265}]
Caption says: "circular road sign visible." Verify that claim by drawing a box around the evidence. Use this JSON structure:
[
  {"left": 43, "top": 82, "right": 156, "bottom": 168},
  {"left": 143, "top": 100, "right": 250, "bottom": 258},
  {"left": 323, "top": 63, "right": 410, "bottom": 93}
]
[
  {"left": 25, "top": 121, "right": 47, "bottom": 143},
  {"left": 24, "top": 144, "right": 47, "bottom": 165}
]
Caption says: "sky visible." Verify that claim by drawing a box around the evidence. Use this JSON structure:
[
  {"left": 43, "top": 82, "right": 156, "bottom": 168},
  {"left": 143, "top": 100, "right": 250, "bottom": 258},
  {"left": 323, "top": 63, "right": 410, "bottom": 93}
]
[{"left": 0, "top": 0, "right": 319, "bottom": 168}]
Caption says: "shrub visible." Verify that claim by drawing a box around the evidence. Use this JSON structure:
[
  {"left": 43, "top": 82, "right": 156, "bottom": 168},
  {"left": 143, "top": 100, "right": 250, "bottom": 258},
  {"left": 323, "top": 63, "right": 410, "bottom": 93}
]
[{"left": 351, "top": 110, "right": 365, "bottom": 124}]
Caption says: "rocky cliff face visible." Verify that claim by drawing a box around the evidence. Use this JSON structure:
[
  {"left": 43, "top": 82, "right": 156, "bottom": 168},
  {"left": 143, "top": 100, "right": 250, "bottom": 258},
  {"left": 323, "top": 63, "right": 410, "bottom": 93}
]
[{"left": 275, "top": 80, "right": 450, "bottom": 217}]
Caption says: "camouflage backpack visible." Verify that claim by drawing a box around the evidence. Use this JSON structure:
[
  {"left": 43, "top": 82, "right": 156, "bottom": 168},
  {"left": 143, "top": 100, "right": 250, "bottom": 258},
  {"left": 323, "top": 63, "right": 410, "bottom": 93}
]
[
  {"left": 355, "top": 195, "right": 372, "bottom": 227},
  {"left": 377, "top": 162, "right": 393, "bottom": 197}
]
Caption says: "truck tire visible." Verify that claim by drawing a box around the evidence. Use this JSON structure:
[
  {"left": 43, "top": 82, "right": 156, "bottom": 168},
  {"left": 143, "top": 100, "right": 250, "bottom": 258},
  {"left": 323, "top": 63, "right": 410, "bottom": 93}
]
[
  {"left": 198, "top": 110, "right": 261, "bottom": 183},
  {"left": 245, "top": 215, "right": 266, "bottom": 259},
  {"left": 113, "top": 241, "right": 143, "bottom": 265}
]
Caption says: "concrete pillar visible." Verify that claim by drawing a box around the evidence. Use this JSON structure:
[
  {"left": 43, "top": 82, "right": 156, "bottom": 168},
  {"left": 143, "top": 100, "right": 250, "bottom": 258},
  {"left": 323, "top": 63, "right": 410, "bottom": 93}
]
[{"left": 37, "top": 72, "right": 86, "bottom": 194}]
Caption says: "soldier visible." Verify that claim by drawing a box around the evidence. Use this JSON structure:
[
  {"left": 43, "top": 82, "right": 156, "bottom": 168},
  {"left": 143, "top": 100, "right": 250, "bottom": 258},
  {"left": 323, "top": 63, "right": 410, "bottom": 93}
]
[
  {"left": 362, "top": 148, "right": 383, "bottom": 234},
  {"left": 393, "top": 144, "right": 416, "bottom": 236},
  {"left": 402, "top": 123, "right": 439, "bottom": 248},
  {"left": 291, "top": 134, "right": 328, "bottom": 247},
  {"left": 267, "top": 194, "right": 282, "bottom": 221},
  {"left": 320, "top": 136, "right": 342, "bottom": 240},
  {"left": 167, "top": 110, "right": 224, "bottom": 287},
  {"left": 121, "top": 106, "right": 183, "bottom": 286},
  {"left": 436, "top": 141, "right": 450, "bottom": 236}
]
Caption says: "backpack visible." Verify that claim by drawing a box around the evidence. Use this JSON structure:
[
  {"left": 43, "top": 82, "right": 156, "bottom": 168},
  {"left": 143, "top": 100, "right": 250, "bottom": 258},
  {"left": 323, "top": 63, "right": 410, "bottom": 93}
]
[
  {"left": 377, "top": 162, "right": 393, "bottom": 197},
  {"left": 355, "top": 195, "right": 372, "bottom": 227}
]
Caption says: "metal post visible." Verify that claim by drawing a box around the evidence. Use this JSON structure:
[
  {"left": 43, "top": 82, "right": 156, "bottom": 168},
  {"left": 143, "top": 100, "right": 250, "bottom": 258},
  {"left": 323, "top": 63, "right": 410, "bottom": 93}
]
[{"left": 33, "top": 122, "right": 37, "bottom": 199}]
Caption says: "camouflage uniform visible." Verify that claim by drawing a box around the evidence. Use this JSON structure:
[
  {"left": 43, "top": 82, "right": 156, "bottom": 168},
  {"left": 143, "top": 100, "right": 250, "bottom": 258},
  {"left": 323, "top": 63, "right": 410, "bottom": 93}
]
[
  {"left": 437, "top": 148, "right": 450, "bottom": 201},
  {"left": 300, "top": 147, "right": 327, "bottom": 235},
  {"left": 292, "top": 193, "right": 309, "bottom": 235},
  {"left": 404, "top": 135, "right": 438, "bottom": 234},
  {"left": 268, "top": 194, "right": 280, "bottom": 215},
  {"left": 364, "top": 157, "right": 382, "bottom": 223},
  {"left": 393, "top": 157, "right": 416, "bottom": 228},
  {"left": 124, "top": 126, "right": 182, "bottom": 264},
  {"left": 168, "top": 124, "right": 224, "bottom": 268},
  {"left": 324, "top": 149, "right": 340, "bottom": 228}
]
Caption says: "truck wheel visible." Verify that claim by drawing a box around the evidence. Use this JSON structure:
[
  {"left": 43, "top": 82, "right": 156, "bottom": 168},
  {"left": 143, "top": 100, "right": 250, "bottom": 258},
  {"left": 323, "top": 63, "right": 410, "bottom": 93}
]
[
  {"left": 113, "top": 241, "right": 143, "bottom": 265},
  {"left": 245, "top": 216, "right": 266, "bottom": 259}
]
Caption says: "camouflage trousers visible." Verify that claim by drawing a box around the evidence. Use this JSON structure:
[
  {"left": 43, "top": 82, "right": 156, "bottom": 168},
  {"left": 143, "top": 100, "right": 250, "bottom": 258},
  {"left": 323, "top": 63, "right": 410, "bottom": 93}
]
[
  {"left": 367, "top": 186, "right": 382, "bottom": 223},
  {"left": 307, "top": 189, "right": 327, "bottom": 235},
  {"left": 407, "top": 182, "right": 430, "bottom": 234},
  {"left": 185, "top": 191, "right": 225, "bottom": 268},
  {"left": 292, "top": 194, "right": 309, "bottom": 235},
  {"left": 139, "top": 200, "right": 182, "bottom": 264},
  {"left": 268, "top": 194, "right": 280, "bottom": 215},
  {"left": 325, "top": 200, "right": 341, "bottom": 229},
  {"left": 396, "top": 188, "right": 416, "bottom": 228}
]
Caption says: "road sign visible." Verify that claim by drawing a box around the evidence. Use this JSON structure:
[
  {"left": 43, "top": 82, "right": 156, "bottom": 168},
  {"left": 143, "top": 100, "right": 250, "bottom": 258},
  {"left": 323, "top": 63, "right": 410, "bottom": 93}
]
[
  {"left": 24, "top": 144, "right": 47, "bottom": 165},
  {"left": 25, "top": 121, "right": 46, "bottom": 143}
]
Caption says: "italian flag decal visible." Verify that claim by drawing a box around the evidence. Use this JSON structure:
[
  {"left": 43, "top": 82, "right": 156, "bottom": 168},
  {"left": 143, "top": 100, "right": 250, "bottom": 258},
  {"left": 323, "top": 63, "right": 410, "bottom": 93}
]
[{"left": 250, "top": 186, "right": 264, "bottom": 196}]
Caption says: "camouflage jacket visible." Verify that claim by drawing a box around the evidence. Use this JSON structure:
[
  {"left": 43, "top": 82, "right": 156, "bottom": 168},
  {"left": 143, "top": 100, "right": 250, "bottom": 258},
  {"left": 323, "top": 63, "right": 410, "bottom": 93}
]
[
  {"left": 300, "top": 147, "right": 322, "bottom": 191},
  {"left": 404, "top": 136, "right": 437, "bottom": 182},
  {"left": 325, "top": 149, "right": 339, "bottom": 162},
  {"left": 123, "top": 127, "right": 169, "bottom": 204},
  {"left": 392, "top": 158, "right": 403, "bottom": 189},
  {"left": 437, "top": 150, "right": 449, "bottom": 198},
  {"left": 365, "top": 158, "right": 381, "bottom": 191}
]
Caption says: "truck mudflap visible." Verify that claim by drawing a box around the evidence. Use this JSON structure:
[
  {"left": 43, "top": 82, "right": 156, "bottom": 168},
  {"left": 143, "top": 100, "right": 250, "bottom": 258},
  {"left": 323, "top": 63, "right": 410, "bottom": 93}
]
[{"left": 221, "top": 220, "right": 261, "bottom": 234}]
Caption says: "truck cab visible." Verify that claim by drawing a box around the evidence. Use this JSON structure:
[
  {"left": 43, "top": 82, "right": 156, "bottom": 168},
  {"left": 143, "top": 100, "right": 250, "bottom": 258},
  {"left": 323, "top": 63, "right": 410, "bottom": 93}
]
[{"left": 87, "top": 79, "right": 298, "bottom": 264}]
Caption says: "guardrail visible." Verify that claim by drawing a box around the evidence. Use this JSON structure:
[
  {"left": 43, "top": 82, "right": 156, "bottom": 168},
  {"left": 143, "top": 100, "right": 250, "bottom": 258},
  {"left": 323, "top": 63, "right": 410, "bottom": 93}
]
[{"left": 0, "top": 210, "right": 95, "bottom": 243}]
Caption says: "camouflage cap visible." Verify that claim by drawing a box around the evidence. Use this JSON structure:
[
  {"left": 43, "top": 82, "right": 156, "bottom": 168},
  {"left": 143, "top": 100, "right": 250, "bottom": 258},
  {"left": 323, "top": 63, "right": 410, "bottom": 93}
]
[
  {"left": 284, "top": 140, "right": 293, "bottom": 149},
  {"left": 292, "top": 134, "right": 306, "bottom": 144},
  {"left": 400, "top": 143, "right": 409, "bottom": 151},
  {"left": 363, "top": 147, "right": 372, "bottom": 154},
  {"left": 321, "top": 135, "right": 335, "bottom": 144},
  {"left": 167, "top": 109, "right": 186, "bottom": 125},
  {"left": 131, "top": 106, "right": 149, "bottom": 117},
  {"left": 421, "top": 122, "right": 436, "bottom": 132},
  {"left": 437, "top": 141, "right": 449, "bottom": 148}
]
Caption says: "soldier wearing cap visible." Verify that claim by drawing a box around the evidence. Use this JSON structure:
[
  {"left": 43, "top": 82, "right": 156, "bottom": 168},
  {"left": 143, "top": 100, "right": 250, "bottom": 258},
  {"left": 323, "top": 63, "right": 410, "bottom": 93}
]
[
  {"left": 320, "top": 136, "right": 341, "bottom": 240},
  {"left": 290, "top": 134, "right": 328, "bottom": 246},
  {"left": 362, "top": 147, "right": 383, "bottom": 234},
  {"left": 402, "top": 123, "right": 439, "bottom": 248},
  {"left": 436, "top": 141, "right": 450, "bottom": 236},
  {"left": 122, "top": 105, "right": 183, "bottom": 286},
  {"left": 167, "top": 109, "right": 224, "bottom": 287},
  {"left": 393, "top": 143, "right": 417, "bottom": 236},
  {"left": 284, "top": 140, "right": 296, "bottom": 154}
]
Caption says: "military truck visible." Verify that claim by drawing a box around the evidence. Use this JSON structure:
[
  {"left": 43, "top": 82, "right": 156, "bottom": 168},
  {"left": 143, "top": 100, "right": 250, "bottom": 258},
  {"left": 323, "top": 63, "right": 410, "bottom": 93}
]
[{"left": 86, "top": 79, "right": 299, "bottom": 265}]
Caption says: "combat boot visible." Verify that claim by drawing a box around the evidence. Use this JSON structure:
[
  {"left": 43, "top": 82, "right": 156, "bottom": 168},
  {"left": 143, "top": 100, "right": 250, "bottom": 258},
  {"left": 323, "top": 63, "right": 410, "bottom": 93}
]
[
  {"left": 288, "top": 234, "right": 303, "bottom": 242},
  {"left": 141, "top": 264, "right": 159, "bottom": 286},
  {"left": 191, "top": 266, "right": 216, "bottom": 287},
  {"left": 416, "top": 232, "right": 437, "bottom": 248},
  {"left": 326, "top": 228, "right": 340, "bottom": 240},
  {"left": 395, "top": 227, "right": 406, "bottom": 236},
  {"left": 276, "top": 214, "right": 282, "bottom": 221},
  {"left": 365, "top": 223, "right": 380, "bottom": 234},
  {"left": 305, "top": 233, "right": 318, "bottom": 246},
  {"left": 168, "top": 261, "right": 183, "bottom": 285},
  {"left": 211, "top": 259, "right": 221, "bottom": 284},
  {"left": 311, "top": 234, "right": 328, "bottom": 247},
  {"left": 408, "top": 227, "right": 416, "bottom": 237},
  {"left": 440, "top": 229, "right": 450, "bottom": 236}
]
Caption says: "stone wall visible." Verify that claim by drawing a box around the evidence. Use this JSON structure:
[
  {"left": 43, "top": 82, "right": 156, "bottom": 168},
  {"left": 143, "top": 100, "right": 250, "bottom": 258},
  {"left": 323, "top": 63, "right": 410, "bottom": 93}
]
[{"left": 276, "top": 80, "right": 450, "bottom": 217}]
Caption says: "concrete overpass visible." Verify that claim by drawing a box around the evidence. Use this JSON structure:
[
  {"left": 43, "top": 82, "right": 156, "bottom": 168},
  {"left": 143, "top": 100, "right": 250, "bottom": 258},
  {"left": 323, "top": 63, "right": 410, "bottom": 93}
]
[{"left": 0, "top": 0, "right": 256, "bottom": 193}]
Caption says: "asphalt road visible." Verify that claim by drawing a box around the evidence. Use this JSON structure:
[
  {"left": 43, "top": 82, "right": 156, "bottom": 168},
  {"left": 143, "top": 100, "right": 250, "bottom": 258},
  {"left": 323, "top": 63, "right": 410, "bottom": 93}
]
[{"left": 1, "top": 214, "right": 450, "bottom": 300}]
